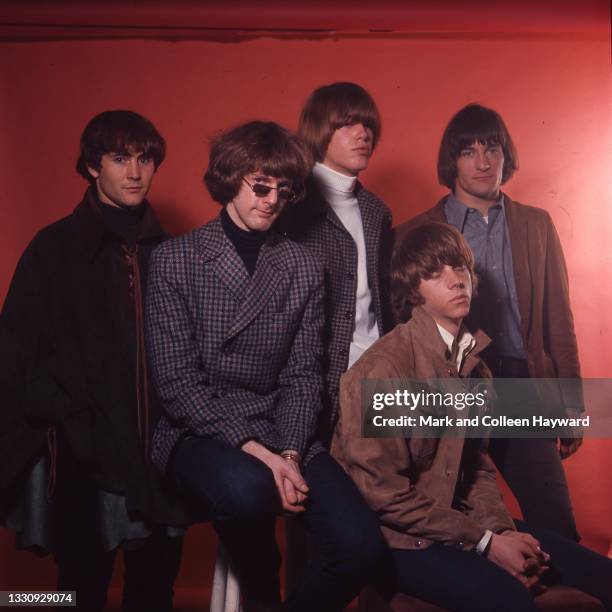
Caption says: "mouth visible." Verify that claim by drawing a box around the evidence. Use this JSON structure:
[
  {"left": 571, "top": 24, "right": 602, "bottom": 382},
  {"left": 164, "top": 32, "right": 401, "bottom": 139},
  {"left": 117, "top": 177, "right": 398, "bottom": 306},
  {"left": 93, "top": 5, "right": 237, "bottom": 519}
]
[
  {"left": 255, "top": 208, "right": 276, "bottom": 218},
  {"left": 353, "top": 147, "right": 371, "bottom": 155},
  {"left": 450, "top": 294, "right": 470, "bottom": 304}
]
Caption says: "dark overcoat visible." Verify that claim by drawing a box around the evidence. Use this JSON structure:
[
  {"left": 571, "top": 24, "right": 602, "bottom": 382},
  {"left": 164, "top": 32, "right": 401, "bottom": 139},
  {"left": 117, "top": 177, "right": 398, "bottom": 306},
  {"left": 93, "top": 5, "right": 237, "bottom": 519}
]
[{"left": 0, "top": 189, "right": 188, "bottom": 526}]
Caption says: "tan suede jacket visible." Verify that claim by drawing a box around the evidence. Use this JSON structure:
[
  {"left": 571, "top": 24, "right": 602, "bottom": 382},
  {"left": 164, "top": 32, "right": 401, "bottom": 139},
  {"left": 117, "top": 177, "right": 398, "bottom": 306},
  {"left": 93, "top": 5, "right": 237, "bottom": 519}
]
[{"left": 331, "top": 306, "right": 515, "bottom": 551}]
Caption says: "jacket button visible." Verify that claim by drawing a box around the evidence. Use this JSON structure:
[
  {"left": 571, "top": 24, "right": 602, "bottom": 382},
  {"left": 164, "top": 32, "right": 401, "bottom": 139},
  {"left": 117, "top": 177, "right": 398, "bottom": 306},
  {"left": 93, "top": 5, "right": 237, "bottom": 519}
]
[
  {"left": 339, "top": 348, "right": 348, "bottom": 356},
  {"left": 345, "top": 311, "right": 353, "bottom": 320},
  {"left": 415, "top": 540, "right": 423, "bottom": 548},
  {"left": 457, "top": 541, "right": 464, "bottom": 548},
  {"left": 347, "top": 273, "right": 354, "bottom": 281}
]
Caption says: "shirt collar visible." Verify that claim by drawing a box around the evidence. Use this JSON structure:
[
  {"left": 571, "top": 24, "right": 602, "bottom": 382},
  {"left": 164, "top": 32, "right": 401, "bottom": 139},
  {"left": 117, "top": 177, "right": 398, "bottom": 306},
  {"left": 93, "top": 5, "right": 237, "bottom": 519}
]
[
  {"left": 445, "top": 192, "right": 505, "bottom": 230},
  {"left": 436, "top": 322, "right": 476, "bottom": 370}
]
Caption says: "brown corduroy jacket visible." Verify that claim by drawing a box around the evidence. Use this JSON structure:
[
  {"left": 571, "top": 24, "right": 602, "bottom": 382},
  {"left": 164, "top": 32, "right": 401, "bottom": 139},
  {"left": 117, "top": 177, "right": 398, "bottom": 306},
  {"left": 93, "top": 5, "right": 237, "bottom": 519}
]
[
  {"left": 394, "top": 194, "right": 582, "bottom": 414},
  {"left": 331, "top": 306, "right": 515, "bottom": 551}
]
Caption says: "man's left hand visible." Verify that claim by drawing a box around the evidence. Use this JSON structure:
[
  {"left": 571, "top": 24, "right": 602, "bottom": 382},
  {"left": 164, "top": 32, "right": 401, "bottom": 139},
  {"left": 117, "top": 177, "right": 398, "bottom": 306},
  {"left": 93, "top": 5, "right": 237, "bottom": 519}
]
[{"left": 559, "top": 435, "right": 583, "bottom": 459}]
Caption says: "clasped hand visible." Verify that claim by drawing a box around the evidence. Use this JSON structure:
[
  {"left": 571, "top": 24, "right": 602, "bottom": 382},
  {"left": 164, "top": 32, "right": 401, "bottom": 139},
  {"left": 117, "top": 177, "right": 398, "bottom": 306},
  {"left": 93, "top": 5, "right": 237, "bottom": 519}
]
[
  {"left": 241, "top": 440, "right": 309, "bottom": 513},
  {"left": 487, "top": 530, "right": 550, "bottom": 593}
]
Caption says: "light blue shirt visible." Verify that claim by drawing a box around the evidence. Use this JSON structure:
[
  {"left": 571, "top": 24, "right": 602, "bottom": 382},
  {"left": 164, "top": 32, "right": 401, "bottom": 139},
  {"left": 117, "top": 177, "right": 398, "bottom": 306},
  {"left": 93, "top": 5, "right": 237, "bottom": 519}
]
[{"left": 445, "top": 193, "right": 525, "bottom": 359}]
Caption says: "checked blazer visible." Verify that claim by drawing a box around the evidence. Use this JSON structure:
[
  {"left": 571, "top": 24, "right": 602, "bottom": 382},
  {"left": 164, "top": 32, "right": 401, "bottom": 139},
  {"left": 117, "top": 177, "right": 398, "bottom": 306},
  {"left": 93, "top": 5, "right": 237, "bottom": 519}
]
[
  {"left": 281, "top": 180, "right": 393, "bottom": 444},
  {"left": 145, "top": 217, "right": 325, "bottom": 472}
]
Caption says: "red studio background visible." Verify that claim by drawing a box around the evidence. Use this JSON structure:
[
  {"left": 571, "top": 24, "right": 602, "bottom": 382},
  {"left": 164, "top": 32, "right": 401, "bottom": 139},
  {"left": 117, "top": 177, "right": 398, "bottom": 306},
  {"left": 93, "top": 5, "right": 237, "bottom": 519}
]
[{"left": 1, "top": 1, "right": 611, "bottom": 608}]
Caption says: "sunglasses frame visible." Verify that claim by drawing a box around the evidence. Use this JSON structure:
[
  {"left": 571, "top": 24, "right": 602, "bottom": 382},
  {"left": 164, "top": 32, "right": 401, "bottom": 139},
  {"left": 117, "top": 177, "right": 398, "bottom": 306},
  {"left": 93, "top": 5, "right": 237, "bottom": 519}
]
[{"left": 242, "top": 177, "right": 296, "bottom": 203}]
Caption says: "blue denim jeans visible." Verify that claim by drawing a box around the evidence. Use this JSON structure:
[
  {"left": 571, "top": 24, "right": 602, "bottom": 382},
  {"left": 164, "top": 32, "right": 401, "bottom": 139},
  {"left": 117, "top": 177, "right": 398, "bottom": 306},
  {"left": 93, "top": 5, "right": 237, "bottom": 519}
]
[{"left": 172, "top": 438, "right": 387, "bottom": 611}]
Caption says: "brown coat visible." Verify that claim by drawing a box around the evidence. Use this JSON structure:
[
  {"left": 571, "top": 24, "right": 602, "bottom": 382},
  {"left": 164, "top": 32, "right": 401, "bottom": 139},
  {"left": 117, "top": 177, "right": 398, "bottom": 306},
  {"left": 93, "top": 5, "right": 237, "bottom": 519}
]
[
  {"left": 331, "top": 306, "right": 515, "bottom": 551},
  {"left": 394, "top": 195, "right": 582, "bottom": 413}
]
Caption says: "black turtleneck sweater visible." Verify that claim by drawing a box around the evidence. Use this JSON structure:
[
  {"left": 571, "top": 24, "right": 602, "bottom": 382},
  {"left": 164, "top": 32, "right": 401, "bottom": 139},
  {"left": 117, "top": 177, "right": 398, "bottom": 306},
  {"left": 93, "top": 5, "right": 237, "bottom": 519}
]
[{"left": 220, "top": 206, "right": 267, "bottom": 276}]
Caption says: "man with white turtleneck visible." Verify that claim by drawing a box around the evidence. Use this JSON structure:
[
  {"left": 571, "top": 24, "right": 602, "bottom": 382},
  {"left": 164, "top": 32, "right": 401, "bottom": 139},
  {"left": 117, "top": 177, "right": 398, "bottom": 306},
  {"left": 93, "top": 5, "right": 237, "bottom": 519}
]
[
  {"left": 311, "top": 162, "right": 381, "bottom": 368},
  {"left": 284, "top": 82, "right": 393, "bottom": 446}
]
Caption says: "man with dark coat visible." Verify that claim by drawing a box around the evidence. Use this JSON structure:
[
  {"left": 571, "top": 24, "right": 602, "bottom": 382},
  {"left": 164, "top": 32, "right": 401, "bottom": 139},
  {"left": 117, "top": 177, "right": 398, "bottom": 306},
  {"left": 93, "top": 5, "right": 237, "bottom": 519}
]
[
  {"left": 394, "top": 104, "right": 582, "bottom": 541},
  {"left": 0, "top": 110, "right": 187, "bottom": 611}
]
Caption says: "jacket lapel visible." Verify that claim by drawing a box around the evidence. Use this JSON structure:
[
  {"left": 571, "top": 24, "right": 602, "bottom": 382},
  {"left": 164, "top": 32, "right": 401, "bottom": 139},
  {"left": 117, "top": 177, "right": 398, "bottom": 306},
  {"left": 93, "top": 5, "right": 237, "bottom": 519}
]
[
  {"left": 502, "top": 195, "right": 532, "bottom": 342},
  {"left": 357, "top": 184, "right": 384, "bottom": 293},
  {"left": 196, "top": 218, "right": 249, "bottom": 304},
  {"left": 225, "top": 234, "right": 287, "bottom": 341}
]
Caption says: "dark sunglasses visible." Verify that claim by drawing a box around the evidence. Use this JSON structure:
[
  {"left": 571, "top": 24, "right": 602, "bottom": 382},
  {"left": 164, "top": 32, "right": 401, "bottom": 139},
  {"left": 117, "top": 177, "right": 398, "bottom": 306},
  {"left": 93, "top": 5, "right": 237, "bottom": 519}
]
[{"left": 242, "top": 178, "right": 296, "bottom": 203}]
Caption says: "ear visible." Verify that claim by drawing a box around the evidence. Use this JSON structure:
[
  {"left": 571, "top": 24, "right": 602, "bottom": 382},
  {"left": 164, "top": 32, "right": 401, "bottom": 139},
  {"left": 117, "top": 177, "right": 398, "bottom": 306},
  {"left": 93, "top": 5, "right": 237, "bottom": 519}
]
[{"left": 87, "top": 165, "right": 100, "bottom": 180}]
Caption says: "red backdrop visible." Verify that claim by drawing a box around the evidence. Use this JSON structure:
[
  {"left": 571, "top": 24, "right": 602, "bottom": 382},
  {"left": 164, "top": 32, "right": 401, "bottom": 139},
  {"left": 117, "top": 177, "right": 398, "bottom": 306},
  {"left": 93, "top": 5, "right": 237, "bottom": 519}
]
[{"left": 1, "top": 1, "right": 611, "bottom": 606}]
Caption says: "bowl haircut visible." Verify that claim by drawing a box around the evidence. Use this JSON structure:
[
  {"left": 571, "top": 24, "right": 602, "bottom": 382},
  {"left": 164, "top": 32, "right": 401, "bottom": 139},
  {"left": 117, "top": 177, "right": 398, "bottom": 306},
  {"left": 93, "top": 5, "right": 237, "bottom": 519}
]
[
  {"left": 204, "top": 121, "right": 311, "bottom": 206},
  {"left": 76, "top": 110, "right": 166, "bottom": 183},
  {"left": 391, "top": 222, "right": 478, "bottom": 324},
  {"left": 298, "top": 82, "right": 382, "bottom": 164},
  {"left": 437, "top": 104, "right": 518, "bottom": 190}
]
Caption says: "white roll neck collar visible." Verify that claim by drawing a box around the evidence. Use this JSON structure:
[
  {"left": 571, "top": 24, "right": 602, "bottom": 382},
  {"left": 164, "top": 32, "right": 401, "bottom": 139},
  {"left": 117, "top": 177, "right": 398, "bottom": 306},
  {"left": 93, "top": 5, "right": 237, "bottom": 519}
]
[{"left": 312, "top": 162, "right": 358, "bottom": 205}]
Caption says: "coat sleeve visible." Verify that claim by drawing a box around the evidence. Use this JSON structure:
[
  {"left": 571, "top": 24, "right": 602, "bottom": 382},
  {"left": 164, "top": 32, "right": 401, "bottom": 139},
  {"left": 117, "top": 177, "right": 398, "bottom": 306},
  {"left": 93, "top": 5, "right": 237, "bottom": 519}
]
[
  {"left": 333, "top": 356, "right": 488, "bottom": 549},
  {"left": 275, "top": 261, "right": 325, "bottom": 455},
  {"left": 542, "top": 212, "right": 583, "bottom": 412},
  {"left": 0, "top": 239, "right": 68, "bottom": 493},
  {"left": 458, "top": 441, "right": 516, "bottom": 534},
  {"left": 145, "top": 246, "right": 257, "bottom": 448}
]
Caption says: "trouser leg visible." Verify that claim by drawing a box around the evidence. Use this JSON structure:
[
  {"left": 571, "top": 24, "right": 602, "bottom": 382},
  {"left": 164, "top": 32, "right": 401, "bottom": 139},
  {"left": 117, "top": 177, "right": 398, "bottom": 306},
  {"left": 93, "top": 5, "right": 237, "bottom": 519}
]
[
  {"left": 172, "top": 437, "right": 281, "bottom": 606},
  {"left": 51, "top": 452, "right": 115, "bottom": 612},
  {"left": 122, "top": 532, "right": 184, "bottom": 612},
  {"left": 284, "top": 452, "right": 388, "bottom": 612},
  {"left": 391, "top": 544, "right": 538, "bottom": 612},
  {"left": 489, "top": 438, "right": 579, "bottom": 540}
]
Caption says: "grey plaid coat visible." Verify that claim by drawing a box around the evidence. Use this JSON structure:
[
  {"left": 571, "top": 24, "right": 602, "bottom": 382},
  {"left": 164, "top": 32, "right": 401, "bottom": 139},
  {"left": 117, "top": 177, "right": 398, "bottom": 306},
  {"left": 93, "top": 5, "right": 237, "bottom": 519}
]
[
  {"left": 145, "top": 217, "right": 325, "bottom": 472},
  {"left": 281, "top": 181, "right": 393, "bottom": 445}
]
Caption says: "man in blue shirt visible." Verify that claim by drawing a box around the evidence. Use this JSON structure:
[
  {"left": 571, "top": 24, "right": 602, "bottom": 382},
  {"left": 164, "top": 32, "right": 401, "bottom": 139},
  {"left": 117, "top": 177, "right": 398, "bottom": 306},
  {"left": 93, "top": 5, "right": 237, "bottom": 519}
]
[{"left": 395, "top": 104, "right": 582, "bottom": 541}]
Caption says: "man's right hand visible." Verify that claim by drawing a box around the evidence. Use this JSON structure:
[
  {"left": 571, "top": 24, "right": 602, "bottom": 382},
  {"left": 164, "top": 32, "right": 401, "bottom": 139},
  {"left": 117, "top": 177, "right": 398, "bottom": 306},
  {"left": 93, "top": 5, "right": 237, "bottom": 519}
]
[
  {"left": 241, "top": 440, "right": 309, "bottom": 514},
  {"left": 486, "top": 532, "right": 549, "bottom": 591}
]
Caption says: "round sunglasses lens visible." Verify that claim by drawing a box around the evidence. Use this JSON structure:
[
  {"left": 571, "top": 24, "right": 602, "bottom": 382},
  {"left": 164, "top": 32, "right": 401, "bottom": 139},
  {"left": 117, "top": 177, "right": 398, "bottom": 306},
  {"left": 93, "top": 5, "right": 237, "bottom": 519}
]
[{"left": 252, "top": 184, "right": 272, "bottom": 197}]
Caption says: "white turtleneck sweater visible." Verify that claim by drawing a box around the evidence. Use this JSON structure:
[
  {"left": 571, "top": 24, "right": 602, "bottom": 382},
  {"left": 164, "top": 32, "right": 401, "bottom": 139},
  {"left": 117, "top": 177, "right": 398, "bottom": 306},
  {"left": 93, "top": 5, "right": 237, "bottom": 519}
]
[{"left": 312, "top": 161, "right": 379, "bottom": 367}]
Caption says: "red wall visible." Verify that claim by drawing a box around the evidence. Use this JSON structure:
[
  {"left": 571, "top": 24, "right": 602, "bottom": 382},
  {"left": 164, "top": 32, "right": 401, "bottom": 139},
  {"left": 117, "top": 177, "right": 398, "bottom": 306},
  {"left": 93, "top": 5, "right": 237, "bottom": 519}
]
[{"left": 1, "top": 0, "right": 611, "bottom": 603}]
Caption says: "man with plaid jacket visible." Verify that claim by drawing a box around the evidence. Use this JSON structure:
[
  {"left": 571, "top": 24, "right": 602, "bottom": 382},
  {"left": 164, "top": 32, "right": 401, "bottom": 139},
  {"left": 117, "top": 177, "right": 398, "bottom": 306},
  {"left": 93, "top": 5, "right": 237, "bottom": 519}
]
[
  {"left": 146, "top": 121, "right": 386, "bottom": 612},
  {"left": 283, "top": 82, "right": 394, "bottom": 447}
]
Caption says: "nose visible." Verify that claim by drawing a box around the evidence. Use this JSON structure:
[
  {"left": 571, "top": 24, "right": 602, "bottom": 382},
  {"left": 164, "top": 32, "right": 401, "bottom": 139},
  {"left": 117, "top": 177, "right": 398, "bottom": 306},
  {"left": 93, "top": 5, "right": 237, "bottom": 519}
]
[
  {"left": 475, "top": 149, "right": 490, "bottom": 170},
  {"left": 263, "top": 186, "right": 279, "bottom": 208},
  {"left": 447, "top": 269, "right": 466, "bottom": 289},
  {"left": 127, "top": 157, "right": 141, "bottom": 180},
  {"left": 352, "top": 122, "right": 371, "bottom": 142}
]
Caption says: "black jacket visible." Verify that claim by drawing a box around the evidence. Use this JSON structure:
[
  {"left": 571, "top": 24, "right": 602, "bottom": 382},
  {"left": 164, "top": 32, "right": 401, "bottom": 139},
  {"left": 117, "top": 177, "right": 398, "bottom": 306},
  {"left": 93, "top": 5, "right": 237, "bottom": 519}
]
[{"left": 0, "top": 188, "right": 188, "bottom": 526}]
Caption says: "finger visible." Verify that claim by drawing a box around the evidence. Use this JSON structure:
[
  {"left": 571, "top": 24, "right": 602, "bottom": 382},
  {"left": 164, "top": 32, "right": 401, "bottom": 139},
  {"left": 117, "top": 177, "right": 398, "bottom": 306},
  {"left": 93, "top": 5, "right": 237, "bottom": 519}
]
[
  {"left": 283, "top": 477, "right": 298, "bottom": 505},
  {"left": 283, "top": 465, "right": 309, "bottom": 493},
  {"left": 522, "top": 557, "right": 540, "bottom": 576}
]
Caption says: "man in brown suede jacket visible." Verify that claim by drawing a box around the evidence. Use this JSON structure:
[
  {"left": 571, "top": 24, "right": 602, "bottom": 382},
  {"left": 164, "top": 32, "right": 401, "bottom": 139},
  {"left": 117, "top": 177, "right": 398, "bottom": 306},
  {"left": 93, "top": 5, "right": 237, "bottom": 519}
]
[{"left": 332, "top": 222, "right": 611, "bottom": 612}]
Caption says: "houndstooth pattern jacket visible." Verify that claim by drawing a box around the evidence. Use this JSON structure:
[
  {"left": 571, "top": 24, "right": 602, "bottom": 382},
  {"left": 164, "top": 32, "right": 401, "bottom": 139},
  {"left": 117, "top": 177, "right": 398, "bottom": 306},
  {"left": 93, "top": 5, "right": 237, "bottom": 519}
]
[
  {"left": 281, "top": 180, "right": 393, "bottom": 445},
  {"left": 145, "top": 217, "right": 325, "bottom": 472}
]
